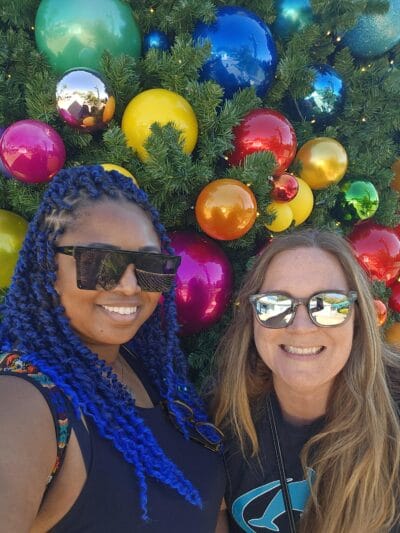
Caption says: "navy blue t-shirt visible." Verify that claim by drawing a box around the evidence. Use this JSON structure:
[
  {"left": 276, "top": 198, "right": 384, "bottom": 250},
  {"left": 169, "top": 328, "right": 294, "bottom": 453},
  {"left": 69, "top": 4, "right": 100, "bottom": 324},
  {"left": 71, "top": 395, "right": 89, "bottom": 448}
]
[{"left": 224, "top": 395, "right": 323, "bottom": 533}]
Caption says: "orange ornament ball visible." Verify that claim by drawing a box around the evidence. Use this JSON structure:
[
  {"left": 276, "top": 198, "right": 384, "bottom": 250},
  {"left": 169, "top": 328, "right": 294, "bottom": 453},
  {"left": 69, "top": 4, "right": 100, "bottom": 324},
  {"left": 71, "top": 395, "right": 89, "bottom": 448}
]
[
  {"left": 386, "top": 321, "right": 400, "bottom": 347},
  {"left": 374, "top": 299, "right": 387, "bottom": 326},
  {"left": 195, "top": 178, "right": 257, "bottom": 240}
]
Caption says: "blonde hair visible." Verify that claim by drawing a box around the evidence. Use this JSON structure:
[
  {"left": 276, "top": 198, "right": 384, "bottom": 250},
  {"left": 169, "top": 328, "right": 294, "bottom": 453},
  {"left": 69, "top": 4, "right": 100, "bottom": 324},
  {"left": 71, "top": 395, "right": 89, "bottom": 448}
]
[{"left": 213, "top": 228, "right": 400, "bottom": 533}]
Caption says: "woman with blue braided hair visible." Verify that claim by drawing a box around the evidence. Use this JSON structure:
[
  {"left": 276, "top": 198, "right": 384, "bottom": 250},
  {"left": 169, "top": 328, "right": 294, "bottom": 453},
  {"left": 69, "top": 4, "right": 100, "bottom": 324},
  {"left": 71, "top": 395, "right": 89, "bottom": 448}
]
[{"left": 0, "top": 165, "right": 225, "bottom": 532}]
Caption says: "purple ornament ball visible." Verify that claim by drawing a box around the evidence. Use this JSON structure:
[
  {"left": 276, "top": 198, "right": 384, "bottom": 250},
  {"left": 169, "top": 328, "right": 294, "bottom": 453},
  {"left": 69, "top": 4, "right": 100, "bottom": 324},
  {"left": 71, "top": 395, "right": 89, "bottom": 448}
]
[
  {"left": 0, "top": 119, "right": 66, "bottom": 184},
  {"left": 169, "top": 231, "right": 233, "bottom": 335}
]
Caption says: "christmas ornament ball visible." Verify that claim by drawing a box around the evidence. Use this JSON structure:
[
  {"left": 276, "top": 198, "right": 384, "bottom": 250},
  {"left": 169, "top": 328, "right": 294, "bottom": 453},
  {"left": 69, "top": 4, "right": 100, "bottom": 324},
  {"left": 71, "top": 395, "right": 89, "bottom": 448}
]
[
  {"left": 348, "top": 221, "right": 400, "bottom": 286},
  {"left": 143, "top": 30, "right": 170, "bottom": 53},
  {"left": 273, "top": 0, "right": 313, "bottom": 39},
  {"left": 386, "top": 321, "right": 400, "bottom": 347},
  {"left": 271, "top": 173, "right": 299, "bottom": 201},
  {"left": 228, "top": 109, "right": 297, "bottom": 176},
  {"left": 342, "top": 0, "right": 400, "bottom": 58},
  {"left": 334, "top": 180, "right": 379, "bottom": 223},
  {"left": 295, "top": 137, "right": 348, "bottom": 190},
  {"left": 0, "top": 120, "right": 66, "bottom": 184},
  {"left": 101, "top": 164, "right": 138, "bottom": 186},
  {"left": 169, "top": 231, "right": 233, "bottom": 335},
  {"left": 286, "top": 177, "right": 314, "bottom": 225},
  {"left": 265, "top": 201, "right": 293, "bottom": 232},
  {"left": 35, "top": 0, "right": 141, "bottom": 72},
  {"left": 0, "top": 209, "right": 28, "bottom": 288},
  {"left": 193, "top": 6, "right": 278, "bottom": 99},
  {"left": 56, "top": 69, "right": 115, "bottom": 132},
  {"left": 374, "top": 299, "right": 387, "bottom": 326},
  {"left": 389, "top": 281, "right": 400, "bottom": 313},
  {"left": 195, "top": 179, "right": 257, "bottom": 240},
  {"left": 121, "top": 89, "right": 198, "bottom": 161}
]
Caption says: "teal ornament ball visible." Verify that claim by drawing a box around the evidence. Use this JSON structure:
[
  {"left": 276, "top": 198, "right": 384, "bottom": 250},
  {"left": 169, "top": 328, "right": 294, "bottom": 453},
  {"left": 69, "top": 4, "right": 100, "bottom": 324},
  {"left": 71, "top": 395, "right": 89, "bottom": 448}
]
[
  {"left": 35, "top": 0, "right": 142, "bottom": 73},
  {"left": 273, "top": 0, "right": 313, "bottom": 40},
  {"left": 342, "top": 0, "right": 400, "bottom": 58},
  {"left": 334, "top": 180, "right": 379, "bottom": 223}
]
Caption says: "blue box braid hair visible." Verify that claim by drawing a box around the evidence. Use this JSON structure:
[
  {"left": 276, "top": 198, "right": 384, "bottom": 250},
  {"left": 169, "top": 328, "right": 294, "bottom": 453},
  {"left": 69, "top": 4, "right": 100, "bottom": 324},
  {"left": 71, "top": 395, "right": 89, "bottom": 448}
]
[{"left": 0, "top": 165, "right": 209, "bottom": 519}]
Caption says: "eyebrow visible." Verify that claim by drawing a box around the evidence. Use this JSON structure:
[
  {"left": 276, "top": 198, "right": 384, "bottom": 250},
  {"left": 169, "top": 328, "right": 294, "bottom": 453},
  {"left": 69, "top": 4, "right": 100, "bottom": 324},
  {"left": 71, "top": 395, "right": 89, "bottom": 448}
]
[{"left": 86, "top": 242, "right": 161, "bottom": 252}]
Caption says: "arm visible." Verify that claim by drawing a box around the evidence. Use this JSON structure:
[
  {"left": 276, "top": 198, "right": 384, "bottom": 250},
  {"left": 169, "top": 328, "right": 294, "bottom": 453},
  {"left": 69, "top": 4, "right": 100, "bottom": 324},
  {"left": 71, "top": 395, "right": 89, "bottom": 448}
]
[
  {"left": 215, "top": 499, "right": 230, "bottom": 533},
  {"left": 0, "top": 376, "right": 57, "bottom": 532}
]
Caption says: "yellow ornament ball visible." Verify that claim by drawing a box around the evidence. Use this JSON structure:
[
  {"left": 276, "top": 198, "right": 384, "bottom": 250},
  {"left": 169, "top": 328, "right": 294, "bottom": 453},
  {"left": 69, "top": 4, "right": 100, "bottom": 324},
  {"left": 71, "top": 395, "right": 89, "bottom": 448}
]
[
  {"left": 121, "top": 88, "right": 198, "bottom": 161},
  {"left": 265, "top": 201, "right": 293, "bottom": 232},
  {"left": 101, "top": 164, "right": 138, "bottom": 186},
  {"left": 0, "top": 209, "right": 28, "bottom": 288},
  {"left": 287, "top": 178, "right": 314, "bottom": 226},
  {"left": 295, "top": 137, "right": 348, "bottom": 190},
  {"left": 386, "top": 321, "right": 400, "bottom": 348}
]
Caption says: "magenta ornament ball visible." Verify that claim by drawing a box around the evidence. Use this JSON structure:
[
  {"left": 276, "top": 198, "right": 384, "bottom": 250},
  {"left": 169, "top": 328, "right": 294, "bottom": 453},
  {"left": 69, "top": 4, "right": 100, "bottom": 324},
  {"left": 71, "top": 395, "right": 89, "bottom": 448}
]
[
  {"left": 169, "top": 231, "right": 233, "bottom": 335},
  {"left": 0, "top": 119, "right": 66, "bottom": 184}
]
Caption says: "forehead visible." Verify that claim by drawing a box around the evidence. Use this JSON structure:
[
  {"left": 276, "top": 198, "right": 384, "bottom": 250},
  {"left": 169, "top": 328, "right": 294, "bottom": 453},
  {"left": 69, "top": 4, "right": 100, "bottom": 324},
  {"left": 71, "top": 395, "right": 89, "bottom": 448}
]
[
  {"left": 260, "top": 246, "right": 349, "bottom": 294},
  {"left": 61, "top": 199, "right": 160, "bottom": 249}
]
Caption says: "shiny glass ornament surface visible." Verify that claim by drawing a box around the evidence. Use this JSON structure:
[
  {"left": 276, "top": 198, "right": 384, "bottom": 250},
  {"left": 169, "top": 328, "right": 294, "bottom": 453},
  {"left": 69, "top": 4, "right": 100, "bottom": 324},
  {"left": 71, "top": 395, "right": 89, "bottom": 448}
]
[
  {"left": 0, "top": 120, "right": 66, "bottom": 184},
  {"left": 143, "top": 30, "right": 170, "bottom": 53},
  {"left": 193, "top": 6, "right": 278, "bottom": 99},
  {"left": 228, "top": 109, "right": 297, "bottom": 176},
  {"left": 342, "top": 0, "right": 400, "bottom": 58},
  {"left": 169, "top": 231, "right": 233, "bottom": 335},
  {"left": 273, "top": 0, "right": 313, "bottom": 39},
  {"left": 293, "top": 64, "right": 345, "bottom": 124},
  {"left": 271, "top": 173, "right": 299, "bottom": 201},
  {"left": 0, "top": 209, "right": 28, "bottom": 288},
  {"left": 56, "top": 69, "right": 115, "bottom": 132},
  {"left": 100, "top": 164, "right": 138, "bottom": 186},
  {"left": 389, "top": 281, "right": 400, "bottom": 312},
  {"left": 121, "top": 88, "right": 198, "bottom": 161},
  {"left": 195, "top": 179, "right": 257, "bottom": 240},
  {"left": 265, "top": 201, "right": 293, "bottom": 232},
  {"left": 348, "top": 221, "right": 400, "bottom": 286},
  {"left": 374, "top": 299, "right": 387, "bottom": 326},
  {"left": 334, "top": 180, "right": 379, "bottom": 223},
  {"left": 295, "top": 137, "right": 348, "bottom": 190},
  {"left": 286, "top": 177, "right": 313, "bottom": 225},
  {"left": 386, "top": 321, "right": 400, "bottom": 346},
  {"left": 35, "top": 0, "right": 141, "bottom": 73}
]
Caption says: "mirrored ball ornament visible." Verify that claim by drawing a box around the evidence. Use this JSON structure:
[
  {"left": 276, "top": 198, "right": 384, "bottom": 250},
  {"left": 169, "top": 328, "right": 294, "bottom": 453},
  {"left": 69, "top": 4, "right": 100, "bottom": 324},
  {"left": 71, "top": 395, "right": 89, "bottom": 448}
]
[{"left": 56, "top": 69, "right": 115, "bottom": 132}]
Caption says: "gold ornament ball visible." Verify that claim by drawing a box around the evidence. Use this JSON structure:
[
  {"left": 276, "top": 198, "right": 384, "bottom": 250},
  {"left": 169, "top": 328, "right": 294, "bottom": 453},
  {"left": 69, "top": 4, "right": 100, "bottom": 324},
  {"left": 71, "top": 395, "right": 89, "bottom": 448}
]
[
  {"left": 121, "top": 88, "right": 198, "bottom": 161},
  {"left": 0, "top": 209, "right": 28, "bottom": 288},
  {"left": 265, "top": 201, "right": 293, "bottom": 232},
  {"left": 101, "top": 164, "right": 138, "bottom": 186},
  {"left": 287, "top": 178, "right": 314, "bottom": 225},
  {"left": 386, "top": 321, "right": 400, "bottom": 347},
  {"left": 295, "top": 137, "right": 348, "bottom": 190}
]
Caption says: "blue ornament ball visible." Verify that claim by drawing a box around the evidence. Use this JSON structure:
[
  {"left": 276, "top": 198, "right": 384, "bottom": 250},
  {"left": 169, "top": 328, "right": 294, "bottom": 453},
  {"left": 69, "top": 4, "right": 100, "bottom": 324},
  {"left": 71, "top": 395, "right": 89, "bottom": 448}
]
[
  {"left": 342, "top": 0, "right": 400, "bottom": 58},
  {"left": 273, "top": 0, "right": 313, "bottom": 40},
  {"left": 294, "top": 64, "right": 345, "bottom": 124},
  {"left": 193, "top": 6, "right": 278, "bottom": 99},
  {"left": 143, "top": 30, "right": 170, "bottom": 53}
]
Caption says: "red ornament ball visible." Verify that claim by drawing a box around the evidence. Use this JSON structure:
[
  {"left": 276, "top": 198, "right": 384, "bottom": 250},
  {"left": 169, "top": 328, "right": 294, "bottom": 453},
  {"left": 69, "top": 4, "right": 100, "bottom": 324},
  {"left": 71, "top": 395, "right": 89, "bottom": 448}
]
[
  {"left": 389, "top": 282, "right": 400, "bottom": 313},
  {"left": 227, "top": 108, "right": 297, "bottom": 176},
  {"left": 271, "top": 173, "right": 299, "bottom": 201},
  {"left": 348, "top": 221, "right": 400, "bottom": 286}
]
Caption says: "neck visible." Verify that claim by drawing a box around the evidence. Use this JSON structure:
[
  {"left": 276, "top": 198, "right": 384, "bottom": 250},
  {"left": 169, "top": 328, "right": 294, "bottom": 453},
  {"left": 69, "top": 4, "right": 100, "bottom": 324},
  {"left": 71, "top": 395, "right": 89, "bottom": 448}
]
[
  {"left": 273, "top": 382, "right": 328, "bottom": 426},
  {"left": 84, "top": 342, "right": 120, "bottom": 366}
]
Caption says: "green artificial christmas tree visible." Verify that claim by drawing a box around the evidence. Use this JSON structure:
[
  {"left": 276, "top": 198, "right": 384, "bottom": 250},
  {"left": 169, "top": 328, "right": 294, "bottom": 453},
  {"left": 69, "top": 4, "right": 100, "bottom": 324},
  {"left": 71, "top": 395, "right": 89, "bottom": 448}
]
[{"left": 1, "top": 0, "right": 400, "bottom": 384}]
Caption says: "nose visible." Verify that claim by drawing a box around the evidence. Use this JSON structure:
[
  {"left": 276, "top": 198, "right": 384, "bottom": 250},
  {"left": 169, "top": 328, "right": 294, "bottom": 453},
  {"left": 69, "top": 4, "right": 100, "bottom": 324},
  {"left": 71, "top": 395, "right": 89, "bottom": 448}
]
[
  {"left": 113, "top": 264, "right": 141, "bottom": 295},
  {"left": 288, "top": 302, "right": 317, "bottom": 331}
]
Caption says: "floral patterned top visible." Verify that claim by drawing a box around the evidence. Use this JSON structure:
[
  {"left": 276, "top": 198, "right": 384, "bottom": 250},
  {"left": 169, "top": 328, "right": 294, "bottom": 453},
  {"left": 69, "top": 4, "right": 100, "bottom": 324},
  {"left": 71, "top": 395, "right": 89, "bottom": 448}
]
[{"left": 0, "top": 352, "right": 72, "bottom": 487}]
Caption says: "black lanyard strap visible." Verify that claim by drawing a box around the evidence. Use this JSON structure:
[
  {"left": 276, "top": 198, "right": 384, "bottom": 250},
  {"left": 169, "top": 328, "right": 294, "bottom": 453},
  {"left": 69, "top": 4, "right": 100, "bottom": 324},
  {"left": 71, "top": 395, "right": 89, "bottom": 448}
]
[{"left": 266, "top": 396, "right": 297, "bottom": 533}]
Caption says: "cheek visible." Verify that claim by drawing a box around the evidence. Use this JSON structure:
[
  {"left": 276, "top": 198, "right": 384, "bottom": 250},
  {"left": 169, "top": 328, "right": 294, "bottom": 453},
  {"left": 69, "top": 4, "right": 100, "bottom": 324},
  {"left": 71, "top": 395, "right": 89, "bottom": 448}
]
[{"left": 253, "top": 322, "right": 276, "bottom": 363}]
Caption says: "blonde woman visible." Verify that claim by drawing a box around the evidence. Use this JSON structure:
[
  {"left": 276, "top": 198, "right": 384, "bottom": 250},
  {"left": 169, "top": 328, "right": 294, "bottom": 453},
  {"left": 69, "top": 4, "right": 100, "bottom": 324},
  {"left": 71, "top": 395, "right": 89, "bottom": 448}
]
[{"left": 213, "top": 228, "right": 400, "bottom": 533}]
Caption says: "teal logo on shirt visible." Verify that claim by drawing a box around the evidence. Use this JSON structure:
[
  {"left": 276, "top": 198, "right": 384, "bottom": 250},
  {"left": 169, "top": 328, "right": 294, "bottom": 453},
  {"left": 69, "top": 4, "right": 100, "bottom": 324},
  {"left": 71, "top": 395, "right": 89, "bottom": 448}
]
[{"left": 231, "top": 474, "right": 313, "bottom": 532}]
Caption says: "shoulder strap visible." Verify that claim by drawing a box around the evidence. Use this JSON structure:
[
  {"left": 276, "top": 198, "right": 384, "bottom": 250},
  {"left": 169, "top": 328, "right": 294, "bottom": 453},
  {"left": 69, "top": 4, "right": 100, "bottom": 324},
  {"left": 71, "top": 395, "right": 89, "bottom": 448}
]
[{"left": 0, "top": 352, "right": 72, "bottom": 488}]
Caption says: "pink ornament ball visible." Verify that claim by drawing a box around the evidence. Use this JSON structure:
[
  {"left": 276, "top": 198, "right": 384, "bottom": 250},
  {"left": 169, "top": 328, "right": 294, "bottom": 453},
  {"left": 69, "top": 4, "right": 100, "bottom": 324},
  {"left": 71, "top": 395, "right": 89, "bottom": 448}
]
[
  {"left": 169, "top": 231, "right": 233, "bottom": 335},
  {"left": 0, "top": 119, "right": 66, "bottom": 184}
]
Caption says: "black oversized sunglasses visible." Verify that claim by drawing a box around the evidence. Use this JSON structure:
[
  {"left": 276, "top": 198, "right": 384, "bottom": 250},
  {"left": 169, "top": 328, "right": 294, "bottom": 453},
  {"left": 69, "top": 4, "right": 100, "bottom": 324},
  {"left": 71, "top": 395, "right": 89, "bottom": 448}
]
[
  {"left": 56, "top": 246, "right": 181, "bottom": 293},
  {"left": 249, "top": 290, "right": 357, "bottom": 329},
  {"left": 161, "top": 399, "right": 224, "bottom": 452}
]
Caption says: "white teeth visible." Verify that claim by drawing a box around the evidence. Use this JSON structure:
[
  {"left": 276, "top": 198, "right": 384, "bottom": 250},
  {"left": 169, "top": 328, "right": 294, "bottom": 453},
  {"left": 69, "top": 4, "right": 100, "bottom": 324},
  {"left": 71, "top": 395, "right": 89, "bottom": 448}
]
[
  {"left": 102, "top": 306, "right": 137, "bottom": 315},
  {"left": 283, "top": 345, "right": 323, "bottom": 355}
]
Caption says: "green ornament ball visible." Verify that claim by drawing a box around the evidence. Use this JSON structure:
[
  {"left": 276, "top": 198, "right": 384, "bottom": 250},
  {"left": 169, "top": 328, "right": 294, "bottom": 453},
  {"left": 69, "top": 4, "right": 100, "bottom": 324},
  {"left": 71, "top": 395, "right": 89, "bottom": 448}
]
[
  {"left": 334, "top": 180, "right": 379, "bottom": 223},
  {"left": 35, "top": 0, "right": 141, "bottom": 73}
]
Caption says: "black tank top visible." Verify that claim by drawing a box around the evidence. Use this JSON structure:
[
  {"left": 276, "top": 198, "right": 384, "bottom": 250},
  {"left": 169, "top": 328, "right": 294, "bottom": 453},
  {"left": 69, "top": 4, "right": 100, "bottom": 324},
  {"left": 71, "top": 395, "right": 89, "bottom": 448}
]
[{"left": 2, "top": 352, "right": 225, "bottom": 532}]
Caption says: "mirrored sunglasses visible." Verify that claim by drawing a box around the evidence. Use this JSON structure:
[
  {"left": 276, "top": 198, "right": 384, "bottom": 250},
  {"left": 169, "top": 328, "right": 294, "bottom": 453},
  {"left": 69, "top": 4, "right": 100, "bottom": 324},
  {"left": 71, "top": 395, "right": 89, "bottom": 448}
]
[
  {"left": 56, "top": 246, "right": 181, "bottom": 293},
  {"left": 161, "top": 399, "right": 224, "bottom": 452},
  {"left": 249, "top": 290, "right": 357, "bottom": 329}
]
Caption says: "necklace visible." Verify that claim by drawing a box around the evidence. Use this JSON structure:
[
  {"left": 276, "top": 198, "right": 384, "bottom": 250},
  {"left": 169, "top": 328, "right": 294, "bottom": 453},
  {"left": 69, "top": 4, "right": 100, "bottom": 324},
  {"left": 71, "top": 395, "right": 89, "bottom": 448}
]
[{"left": 115, "top": 354, "right": 135, "bottom": 399}]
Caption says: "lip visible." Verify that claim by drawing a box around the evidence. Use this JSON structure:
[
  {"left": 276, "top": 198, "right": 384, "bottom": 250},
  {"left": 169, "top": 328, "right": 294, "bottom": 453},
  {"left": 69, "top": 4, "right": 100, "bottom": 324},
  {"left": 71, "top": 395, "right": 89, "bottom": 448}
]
[{"left": 279, "top": 344, "right": 325, "bottom": 360}]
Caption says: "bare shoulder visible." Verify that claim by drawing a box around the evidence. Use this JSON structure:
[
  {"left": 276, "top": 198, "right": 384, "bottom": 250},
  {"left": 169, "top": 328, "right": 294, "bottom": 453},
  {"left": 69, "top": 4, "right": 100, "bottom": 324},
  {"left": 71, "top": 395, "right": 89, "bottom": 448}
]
[{"left": 0, "top": 375, "right": 57, "bottom": 531}]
